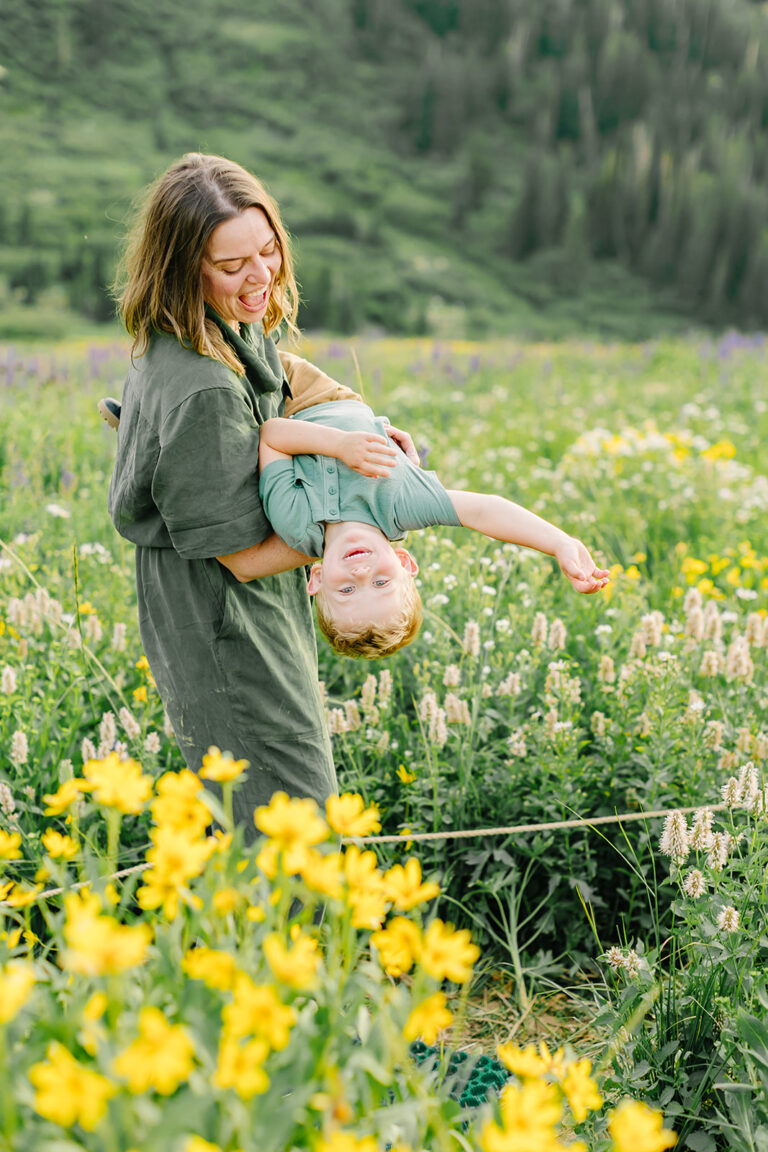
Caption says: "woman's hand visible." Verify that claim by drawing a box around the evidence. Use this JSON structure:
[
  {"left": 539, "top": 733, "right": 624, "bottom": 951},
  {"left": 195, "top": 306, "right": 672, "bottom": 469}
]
[
  {"left": 385, "top": 424, "right": 420, "bottom": 466},
  {"left": 554, "top": 537, "right": 611, "bottom": 594},
  {"left": 335, "top": 430, "right": 398, "bottom": 477}
]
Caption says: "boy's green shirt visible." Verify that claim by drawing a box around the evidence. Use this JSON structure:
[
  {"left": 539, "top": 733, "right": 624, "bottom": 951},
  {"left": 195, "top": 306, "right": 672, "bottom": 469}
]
[{"left": 259, "top": 400, "right": 461, "bottom": 557}]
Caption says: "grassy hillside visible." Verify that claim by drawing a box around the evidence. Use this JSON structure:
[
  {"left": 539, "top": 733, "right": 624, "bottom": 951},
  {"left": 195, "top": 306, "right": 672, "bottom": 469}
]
[{"left": 2, "top": 0, "right": 768, "bottom": 340}]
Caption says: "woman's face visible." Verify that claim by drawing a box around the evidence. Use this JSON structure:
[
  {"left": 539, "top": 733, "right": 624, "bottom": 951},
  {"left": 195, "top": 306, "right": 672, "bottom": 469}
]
[{"left": 201, "top": 207, "right": 282, "bottom": 328}]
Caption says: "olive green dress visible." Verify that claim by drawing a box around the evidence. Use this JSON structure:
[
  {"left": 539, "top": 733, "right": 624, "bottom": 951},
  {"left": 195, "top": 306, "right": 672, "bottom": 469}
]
[{"left": 108, "top": 313, "right": 336, "bottom": 841}]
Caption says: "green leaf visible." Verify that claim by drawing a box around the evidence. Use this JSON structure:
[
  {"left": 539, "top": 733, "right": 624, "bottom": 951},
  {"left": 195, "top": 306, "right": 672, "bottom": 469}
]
[{"left": 684, "top": 1130, "right": 718, "bottom": 1152}]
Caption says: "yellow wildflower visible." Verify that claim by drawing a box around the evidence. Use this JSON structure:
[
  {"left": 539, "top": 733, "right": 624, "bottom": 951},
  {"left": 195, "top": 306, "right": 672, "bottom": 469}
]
[
  {"left": 213, "top": 1034, "right": 270, "bottom": 1099},
  {"left": 223, "top": 973, "right": 295, "bottom": 1048},
  {"left": 82, "top": 753, "right": 153, "bottom": 814},
  {"left": 63, "top": 889, "right": 151, "bottom": 975},
  {"left": 41, "top": 828, "right": 79, "bottom": 859},
  {"left": 112, "top": 1006, "right": 195, "bottom": 1095},
  {"left": 681, "top": 557, "right": 708, "bottom": 582},
  {"left": 132, "top": 684, "right": 148, "bottom": 703},
  {"left": 3, "top": 882, "right": 44, "bottom": 908},
  {"left": 263, "top": 930, "right": 320, "bottom": 989},
  {"left": 348, "top": 887, "right": 388, "bottom": 930},
  {"left": 0, "top": 960, "right": 35, "bottom": 1023},
  {"left": 396, "top": 764, "right": 416, "bottom": 783},
  {"left": 254, "top": 791, "right": 328, "bottom": 849},
  {"left": 496, "top": 1042, "right": 550, "bottom": 1080},
  {"left": 79, "top": 991, "right": 108, "bottom": 1055},
  {"left": 152, "top": 769, "right": 210, "bottom": 838},
  {"left": 343, "top": 844, "right": 386, "bottom": 892},
  {"left": 325, "top": 793, "right": 381, "bottom": 837},
  {"left": 370, "top": 917, "right": 422, "bottom": 976},
  {"left": 561, "top": 1058, "right": 603, "bottom": 1123},
  {"left": 184, "top": 1140, "right": 243, "bottom": 1152},
  {"left": 0, "top": 829, "right": 22, "bottom": 860},
  {"left": 384, "top": 858, "right": 440, "bottom": 910},
  {"left": 137, "top": 826, "right": 213, "bottom": 920},
  {"left": 701, "top": 439, "right": 736, "bottom": 462},
  {"left": 29, "top": 1041, "right": 116, "bottom": 1131},
  {"left": 481, "top": 1079, "right": 562, "bottom": 1152},
  {"left": 317, "top": 1132, "right": 379, "bottom": 1152},
  {"left": 419, "top": 919, "right": 479, "bottom": 984},
  {"left": 725, "top": 566, "right": 741, "bottom": 587},
  {"left": 609, "top": 1100, "right": 677, "bottom": 1152},
  {"left": 182, "top": 946, "right": 238, "bottom": 992},
  {"left": 200, "top": 745, "right": 248, "bottom": 783},
  {"left": 403, "top": 991, "right": 453, "bottom": 1045},
  {"left": 42, "top": 777, "right": 87, "bottom": 816},
  {"left": 213, "top": 887, "right": 244, "bottom": 915},
  {"left": 299, "top": 847, "right": 344, "bottom": 899}
]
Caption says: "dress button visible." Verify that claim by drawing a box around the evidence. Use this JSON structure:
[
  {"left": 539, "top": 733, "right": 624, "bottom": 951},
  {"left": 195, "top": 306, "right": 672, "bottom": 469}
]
[
  {"left": 328, "top": 486, "right": 336, "bottom": 494},
  {"left": 329, "top": 508, "right": 338, "bottom": 517},
  {"left": 326, "top": 465, "right": 334, "bottom": 473}
]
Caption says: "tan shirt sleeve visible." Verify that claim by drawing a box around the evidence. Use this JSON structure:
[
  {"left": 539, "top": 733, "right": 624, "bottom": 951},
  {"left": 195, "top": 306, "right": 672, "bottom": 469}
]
[{"left": 278, "top": 350, "right": 363, "bottom": 416}]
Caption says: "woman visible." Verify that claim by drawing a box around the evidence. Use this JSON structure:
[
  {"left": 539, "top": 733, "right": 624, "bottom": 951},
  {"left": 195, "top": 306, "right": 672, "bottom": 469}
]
[{"left": 108, "top": 152, "right": 355, "bottom": 839}]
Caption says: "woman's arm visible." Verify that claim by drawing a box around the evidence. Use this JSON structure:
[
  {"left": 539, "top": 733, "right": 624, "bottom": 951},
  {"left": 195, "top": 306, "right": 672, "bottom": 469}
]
[
  {"left": 259, "top": 417, "right": 397, "bottom": 477},
  {"left": 446, "top": 490, "right": 609, "bottom": 594},
  {"left": 217, "top": 534, "right": 317, "bottom": 582}
]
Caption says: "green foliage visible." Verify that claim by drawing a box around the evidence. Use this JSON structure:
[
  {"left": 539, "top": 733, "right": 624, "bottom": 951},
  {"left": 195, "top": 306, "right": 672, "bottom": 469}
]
[{"left": 5, "top": 1, "right": 768, "bottom": 338}]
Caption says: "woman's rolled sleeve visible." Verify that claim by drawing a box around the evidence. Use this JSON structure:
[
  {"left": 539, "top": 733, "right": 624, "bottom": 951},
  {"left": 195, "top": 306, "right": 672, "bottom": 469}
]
[{"left": 154, "top": 387, "right": 270, "bottom": 559}]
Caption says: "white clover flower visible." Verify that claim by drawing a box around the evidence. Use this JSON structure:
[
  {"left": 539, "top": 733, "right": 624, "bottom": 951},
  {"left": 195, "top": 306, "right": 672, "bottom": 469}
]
[
  {"left": 419, "top": 692, "right": 439, "bottom": 725},
  {"left": 111, "top": 622, "right": 127, "bottom": 652},
  {"left": 598, "top": 654, "right": 615, "bottom": 685},
  {"left": 0, "top": 781, "right": 16, "bottom": 818},
  {"left": 682, "top": 869, "right": 706, "bottom": 898},
  {"left": 444, "top": 693, "right": 471, "bottom": 725},
  {"left": 716, "top": 905, "right": 740, "bottom": 933},
  {"left": 84, "top": 615, "right": 103, "bottom": 645},
  {"left": 463, "top": 621, "right": 480, "bottom": 658},
  {"left": 1, "top": 666, "right": 17, "bottom": 695},
  {"left": 720, "top": 776, "right": 743, "bottom": 807},
  {"left": 659, "top": 810, "right": 690, "bottom": 864},
  {"left": 429, "top": 593, "right": 450, "bottom": 607},
  {"left": 327, "top": 707, "right": 347, "bottom": 735},
  {"left": 506, "top": 729, "right": 527, "bottom": 757},
  {"left": 700, "top": 650, "right": 724, "bottom": 677},
  {"left": 726, "top": 635, "right": 754, "bottom": 684},
  {"left": 45, "top": 502, "right": 71, "bottom": 519},
  {"left": 531, "top": 612, "right": 548, "bottom": 647},
  {"left": 624, "top": 949, "right": 641, "bottom": 977},
  {"left": 706, "top": 832, "right": 730, "bottom": 872},
  {"left": 497, "top": 671, "right": 521, "bottom": 697},
  {"left": 548, "top": 618, "right": 566, "bottom": 652},
  {"left": 684, "top": 607, "right": 704, "bottom": 642},
  {"left": 595, "top": 624, "right": 613, "bottom": 638},
  {"left": 361, "top": 674, "right": 377, "bottom": 715},
  {"left": 481, "top": 683, "right": 493, "bottom": 698},
  {"left": 495, "top": 618, "right": 510, "bottom": 633},
  {"left": 689, "top": 808, "right": 715, "bottom": 851},
  {"left": 377, "top": 669, "right": 393, "bottom": 708},
  {"left": 703, "top": 720, "right": 725, "bottom": 750},
  {"left": 481, "top": 584, "right": 496, "bottom": 596},
  {"left": 641, "top": 611, "right": 664, "bottom": 647},
  {"left": 629, "top": 632, "right": 647, "bottom": 659},
  {"left": 738, "top": 761, "right": 759, "bottom": 807},
  {"left": 735, "top": 729, "right": 753, "bottom": 757},
  {"left": 98, "top": 711, "right": 117, "bottom": 754},
  {"left": 431, "top": 709, "right": 448, "bottom": 748},
  {"left": 344, "top": 700, "right": 361, "bottom": 732},
  {"left": 144, "top": 732, "right": 161, "bottom": 754},
  {"left": 443, "top": 664, "right": 461, "bottom": 688},
  {"left": 119, "top": 707, "right": 141, "bottom": 739},
  {"left": 591, "top": 711, "right": 609, "bottom": 739},
  {"left": 10, "top": 730, "right": 28, "bottom": 767},
  {"left": 605, "top": 946, "right": 625, "bottom": 972},
  {"left": 482, "top": 606, "right": 493, "bottom": 617}
]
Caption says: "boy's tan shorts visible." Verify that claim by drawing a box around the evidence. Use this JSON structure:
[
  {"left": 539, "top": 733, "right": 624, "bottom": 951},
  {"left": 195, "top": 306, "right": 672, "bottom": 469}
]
[{"left": 278, "top": 351, "right": 364, "bottom": 417}]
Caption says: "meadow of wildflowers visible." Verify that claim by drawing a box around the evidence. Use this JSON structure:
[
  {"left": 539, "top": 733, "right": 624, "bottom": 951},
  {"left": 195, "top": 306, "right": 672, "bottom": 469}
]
[{"left": 1, "top": 332, "right": 767, "bottom": 1144}]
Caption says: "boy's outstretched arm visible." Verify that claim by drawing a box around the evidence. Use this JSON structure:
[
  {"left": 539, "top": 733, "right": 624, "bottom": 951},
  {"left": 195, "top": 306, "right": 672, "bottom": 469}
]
[
  {"left": 259, "top": 417, "right": 397, "bottom": 478},
  {"left": 446, "top": 490, "right": 609, "bottom": 594}
]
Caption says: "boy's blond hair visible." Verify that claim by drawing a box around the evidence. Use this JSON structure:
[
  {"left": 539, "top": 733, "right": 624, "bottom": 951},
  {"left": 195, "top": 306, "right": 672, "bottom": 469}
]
[{"left": 314, "top": 578, "right": 423, "bottom": 659}]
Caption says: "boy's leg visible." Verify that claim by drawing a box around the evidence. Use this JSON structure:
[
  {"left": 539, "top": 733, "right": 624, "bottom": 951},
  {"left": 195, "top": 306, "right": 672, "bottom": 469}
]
[{"left": 278, "top": 352, "right": 363, "bottom": 416}]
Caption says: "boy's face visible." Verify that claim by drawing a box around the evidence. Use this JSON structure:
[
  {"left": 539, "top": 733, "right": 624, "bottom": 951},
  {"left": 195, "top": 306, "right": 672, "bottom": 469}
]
[{"left": 308, "top": 523, "right": 418, "bottom": 632}]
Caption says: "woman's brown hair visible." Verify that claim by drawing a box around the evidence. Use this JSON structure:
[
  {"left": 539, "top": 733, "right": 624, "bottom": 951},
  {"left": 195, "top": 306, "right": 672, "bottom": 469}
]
[{"left": 115, "top": 153, "right": 298, "bottom": 374}]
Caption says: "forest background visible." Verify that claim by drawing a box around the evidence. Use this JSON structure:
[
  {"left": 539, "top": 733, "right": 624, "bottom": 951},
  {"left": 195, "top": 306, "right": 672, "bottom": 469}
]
[{"left": 3, "top": 0, "right": 768, "bottom": 343}]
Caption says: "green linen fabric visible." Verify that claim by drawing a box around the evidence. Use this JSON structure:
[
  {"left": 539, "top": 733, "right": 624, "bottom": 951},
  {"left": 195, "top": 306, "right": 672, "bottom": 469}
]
[
  {"left": 259, "top": 400, "right": 461, "bottom": 557},
  {"left": 108, "top": 315, "right": 336, "bottom": 840}
]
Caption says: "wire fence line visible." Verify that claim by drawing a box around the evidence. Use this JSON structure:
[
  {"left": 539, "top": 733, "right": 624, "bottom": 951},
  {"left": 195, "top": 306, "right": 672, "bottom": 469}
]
[{"left": 1, "top": 801, "right": 727, "bottom": 912}]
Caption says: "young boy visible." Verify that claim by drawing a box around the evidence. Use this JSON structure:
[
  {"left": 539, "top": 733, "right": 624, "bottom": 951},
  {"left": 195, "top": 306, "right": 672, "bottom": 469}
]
[
  {"left": 256, "top": 399, "right": 609, "bottom": 658},
  {"left": 101, "top": 395, "right": 609, "bottom": 659}
]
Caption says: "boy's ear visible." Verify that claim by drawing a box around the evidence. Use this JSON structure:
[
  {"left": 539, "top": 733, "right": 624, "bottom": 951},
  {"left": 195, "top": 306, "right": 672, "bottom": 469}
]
[
  {"left": 307, "top": 564, "right": 323, "bottom": 596},
  {"left": 394, "top": 548, "right": 419, "bottom": 576}
]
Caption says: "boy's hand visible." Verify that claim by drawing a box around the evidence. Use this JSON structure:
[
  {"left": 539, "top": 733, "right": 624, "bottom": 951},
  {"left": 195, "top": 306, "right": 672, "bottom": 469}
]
[
  {"left": 554, "top": 537, "right": 610, "bottom": 594},
  {"left": 335, "top": 430, "right": 398, "bottom": 477},
  {"left": 385, "top": 424, "right": 420, "bottom": 467}
]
